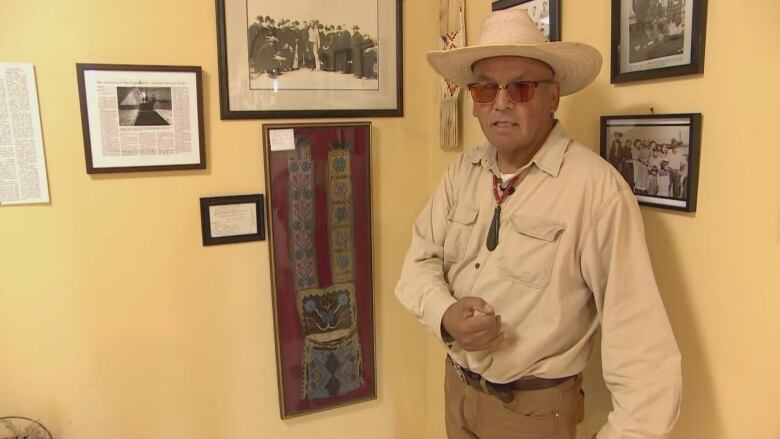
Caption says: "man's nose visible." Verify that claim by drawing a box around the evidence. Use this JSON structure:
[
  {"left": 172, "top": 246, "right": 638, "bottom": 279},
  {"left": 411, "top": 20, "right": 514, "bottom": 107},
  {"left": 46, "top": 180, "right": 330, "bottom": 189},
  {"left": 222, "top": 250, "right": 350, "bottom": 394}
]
[{"left": 492, "top": 86, "right": 514, "bottom": 110}]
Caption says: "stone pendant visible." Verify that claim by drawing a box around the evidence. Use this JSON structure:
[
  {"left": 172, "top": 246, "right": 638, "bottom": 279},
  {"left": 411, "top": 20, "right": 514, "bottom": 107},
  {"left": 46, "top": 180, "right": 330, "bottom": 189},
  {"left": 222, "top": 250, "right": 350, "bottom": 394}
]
[{"left": 486, "top": 205, "right": 501, "bottom": 251}]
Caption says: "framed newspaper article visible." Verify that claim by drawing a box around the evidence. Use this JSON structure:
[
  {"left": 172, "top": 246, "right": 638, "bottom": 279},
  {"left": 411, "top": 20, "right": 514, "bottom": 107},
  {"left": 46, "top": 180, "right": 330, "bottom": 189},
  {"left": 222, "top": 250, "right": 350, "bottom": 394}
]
[
  {"left": 200, "top": 194, "right": 265, "bottom": 246},
  {"left": 263, "top": 122, "right": 376, "bottom": 418},
  {"left": 611, "top": 0, "right": 708, "bottom": 83},
  {"left": 600, "top": 113, "right": 702, "bottom": 212},
  {"left": 215, "top": 0, "right": 403, "bottom": 119},
  {"left": 491, "top": 0, "right": 561, "bottom": 41},
  {"left": 76, "top": 64, "right": 206, "bottom": 173}
]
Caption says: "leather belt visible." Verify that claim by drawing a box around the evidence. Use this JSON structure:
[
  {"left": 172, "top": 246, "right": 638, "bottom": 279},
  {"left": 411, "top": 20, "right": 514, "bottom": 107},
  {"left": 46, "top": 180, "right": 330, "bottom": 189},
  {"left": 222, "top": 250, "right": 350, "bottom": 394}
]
[{"left": 448, "top": 356, "right": 575, "bottom": 403}]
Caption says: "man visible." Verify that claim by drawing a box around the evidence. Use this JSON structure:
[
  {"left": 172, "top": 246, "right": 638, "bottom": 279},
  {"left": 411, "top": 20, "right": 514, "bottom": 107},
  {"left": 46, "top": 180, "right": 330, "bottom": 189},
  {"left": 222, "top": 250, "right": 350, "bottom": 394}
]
[
  {"left": 308, "top": 21, "right": 321, "bottom": 70},
  {"left": 395, "top": 9, "right": 681, "bottom": 439},
  {"left": 350, "top": 25, "right": 365, "bottom": 79},
  {"left": 323, "top": 25, "right": 337, "bottom": 71},
  {"left": 658, "top": 144, "right": 671, "bottom": 197},
  {"left": 296, "top": 21, "right": 309, "bottom": 69},
  {"left": 336, "top": 25, "right": 352, "bottom": 74},
  {"left": 667, "top": 139, "right": 686, "bottom": 199},
  {"left": 247, "top": 16, "right": 263, "bottom": 67},
  {"left": 608, "top": 132, "right": 623, "bottom": 170}
]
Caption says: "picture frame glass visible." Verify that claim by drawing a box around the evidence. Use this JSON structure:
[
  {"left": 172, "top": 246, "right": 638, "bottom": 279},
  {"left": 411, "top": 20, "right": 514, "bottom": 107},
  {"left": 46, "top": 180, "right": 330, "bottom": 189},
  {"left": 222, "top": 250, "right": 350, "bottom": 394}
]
[
  {"left": 264, "top": 123, "right": 375, "bottom": 417},
  {"left": 218, "top": 0, "right": 401, "bottom": 117},
  {"left": 199, "top": 194, "right": 265, "bottom": 246},
  {"left": 602, "top": 115, "right": 700, "bottom": 211},
  {"left": 619, "top": 0, "right": 693, "bottom": 74},
  {"left": 77, "top": 64, "right": 205, "bottom": 173}
]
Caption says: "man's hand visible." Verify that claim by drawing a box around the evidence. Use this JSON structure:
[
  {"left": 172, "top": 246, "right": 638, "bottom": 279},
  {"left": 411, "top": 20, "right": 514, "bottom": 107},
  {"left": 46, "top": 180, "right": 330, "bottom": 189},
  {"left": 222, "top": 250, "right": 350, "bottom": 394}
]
[{"left": 442, "top": 297, "right": 504, "bottom": 351}]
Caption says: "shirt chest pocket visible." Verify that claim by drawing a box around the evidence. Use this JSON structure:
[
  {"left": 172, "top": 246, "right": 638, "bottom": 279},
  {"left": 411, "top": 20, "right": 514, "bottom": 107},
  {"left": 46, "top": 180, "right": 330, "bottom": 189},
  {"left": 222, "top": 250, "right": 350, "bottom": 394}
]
[
  {"left": 443, "top": 204, "right": 478, "bottom": 263},
  {"left": 497, "top": 214, "right": 566, "bottom": 289}
]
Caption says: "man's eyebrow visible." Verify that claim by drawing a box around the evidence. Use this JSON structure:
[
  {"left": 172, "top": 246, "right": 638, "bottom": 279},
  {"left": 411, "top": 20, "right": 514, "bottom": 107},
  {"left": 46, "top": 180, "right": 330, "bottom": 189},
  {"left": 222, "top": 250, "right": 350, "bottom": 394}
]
[
  {"left": 472, "top": 73, "right": 494, "bottom": 82},
  {"left": 472, "top": 73, "right": 536, "bottom": 82}
]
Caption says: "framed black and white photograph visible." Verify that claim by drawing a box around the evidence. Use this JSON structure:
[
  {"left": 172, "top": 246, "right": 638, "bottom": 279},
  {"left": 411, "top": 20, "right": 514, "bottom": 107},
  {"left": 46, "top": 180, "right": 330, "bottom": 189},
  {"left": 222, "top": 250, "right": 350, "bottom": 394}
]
[
  {"left": 611, "top": 0, "right": 707, "bottom": 83},
  {"left": 76, "top": 64, "right": 206, "bottom": 174},
  {"left": 601, "top": 113, "right": 701, "bottom": 212},
  {"left": 200, "top": 194, "right": 265, "bottom": 246},
  {"left": 216, "top": 0, "right": 403, "bottom": 119},
  {"left": 492, "top": 0, "right": 561, "bottom": 41}
]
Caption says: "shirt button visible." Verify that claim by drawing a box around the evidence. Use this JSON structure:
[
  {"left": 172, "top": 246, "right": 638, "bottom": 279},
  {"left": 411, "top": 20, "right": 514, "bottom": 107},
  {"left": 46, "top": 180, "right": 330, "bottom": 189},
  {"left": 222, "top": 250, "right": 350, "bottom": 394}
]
[{"left": 474, "top": 263, "right": 481, "bottom": 269}]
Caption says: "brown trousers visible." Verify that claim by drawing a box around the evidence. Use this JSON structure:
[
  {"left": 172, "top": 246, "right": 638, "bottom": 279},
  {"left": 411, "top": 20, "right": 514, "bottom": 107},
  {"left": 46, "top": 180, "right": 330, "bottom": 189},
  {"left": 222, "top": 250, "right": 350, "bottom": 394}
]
[{"left": 444, "top": 358, "right": 584, "bottom": 439}]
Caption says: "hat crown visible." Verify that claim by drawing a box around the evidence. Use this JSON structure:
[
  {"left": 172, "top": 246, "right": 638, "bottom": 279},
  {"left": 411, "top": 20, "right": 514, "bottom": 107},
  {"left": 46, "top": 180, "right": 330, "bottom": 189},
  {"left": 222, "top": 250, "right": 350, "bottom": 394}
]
[{"left": 478, "top": 9, "right": 548, "bottom": 46}]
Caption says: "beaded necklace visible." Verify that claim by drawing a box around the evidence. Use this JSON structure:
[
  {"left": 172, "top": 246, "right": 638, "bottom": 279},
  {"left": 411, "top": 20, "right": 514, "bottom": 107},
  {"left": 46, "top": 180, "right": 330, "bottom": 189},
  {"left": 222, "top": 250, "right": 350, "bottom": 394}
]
[{"left": 486, "top": 173, "right": 521, "bottom": 251}]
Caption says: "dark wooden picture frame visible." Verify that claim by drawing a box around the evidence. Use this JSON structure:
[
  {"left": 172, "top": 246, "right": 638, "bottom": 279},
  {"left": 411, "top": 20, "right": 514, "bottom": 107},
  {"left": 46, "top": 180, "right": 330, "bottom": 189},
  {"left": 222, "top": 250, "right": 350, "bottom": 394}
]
[
  {"left": 76, "top": 64, "right": 206, "bottom": 174},
  {"left": 216, "top": 0, "right": 403, "bottom": 119},
  {"left": 200, "top": 194, "right": 265, "bottom": 246},
  {"left": 611, "top": 0, "right": 708, "bottom": 83},
  {"left": 263, "top": 122, "right": 376, "bottom": 418},
  {"left": 601, "top": 113, "right": 702, "bottom": 212},
  {"left": 492, "top": 0, "right": 561, "bottom": 41}
]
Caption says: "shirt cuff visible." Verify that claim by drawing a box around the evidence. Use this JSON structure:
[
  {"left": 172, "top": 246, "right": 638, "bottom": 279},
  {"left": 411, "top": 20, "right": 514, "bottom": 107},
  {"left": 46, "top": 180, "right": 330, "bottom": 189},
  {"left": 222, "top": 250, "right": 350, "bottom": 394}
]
[{"left": 422, "top": 289, "right": 457, "bottom": 343}]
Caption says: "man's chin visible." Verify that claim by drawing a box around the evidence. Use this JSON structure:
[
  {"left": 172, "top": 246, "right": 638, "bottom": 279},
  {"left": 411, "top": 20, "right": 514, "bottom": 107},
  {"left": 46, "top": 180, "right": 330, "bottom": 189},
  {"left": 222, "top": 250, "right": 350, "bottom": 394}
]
[{"left": 489, "top": 139, "right": 526, "bottom": 153}]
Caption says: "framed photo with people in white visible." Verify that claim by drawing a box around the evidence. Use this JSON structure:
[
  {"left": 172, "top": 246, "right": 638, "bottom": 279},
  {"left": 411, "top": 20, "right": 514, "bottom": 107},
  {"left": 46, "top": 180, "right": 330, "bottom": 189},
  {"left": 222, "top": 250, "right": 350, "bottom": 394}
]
[{"left": 600, "top": 113, "right": 702, "bottom": 212}]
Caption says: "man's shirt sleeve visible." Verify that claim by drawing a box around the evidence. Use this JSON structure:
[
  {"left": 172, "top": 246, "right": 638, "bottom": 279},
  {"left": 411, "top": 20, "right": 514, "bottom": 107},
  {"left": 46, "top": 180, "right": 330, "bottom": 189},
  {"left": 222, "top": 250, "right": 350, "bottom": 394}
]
[
  {"left": 580, "top": 189, "right": 682, "bottom": 439},
  {"left": 394, "top": 161, "right": 460, "bottom": 342}
]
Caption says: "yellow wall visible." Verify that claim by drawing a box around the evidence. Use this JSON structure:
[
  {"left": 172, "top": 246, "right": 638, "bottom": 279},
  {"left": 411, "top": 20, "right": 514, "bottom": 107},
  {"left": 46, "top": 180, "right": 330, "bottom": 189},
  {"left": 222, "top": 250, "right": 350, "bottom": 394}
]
[
  {"left": 3, "top": 0, "right": 780, "bottom": 438},
  {"left": 0, "top": 0, "right": 437, "bottom": 438},
  {"left": 424, "top": 1, "right": 780, "bottom": 439}
]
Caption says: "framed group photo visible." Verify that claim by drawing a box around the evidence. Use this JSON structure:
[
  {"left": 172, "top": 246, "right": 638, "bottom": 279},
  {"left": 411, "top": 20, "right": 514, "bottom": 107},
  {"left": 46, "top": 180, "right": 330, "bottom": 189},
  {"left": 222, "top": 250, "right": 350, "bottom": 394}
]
[
  {"left": 76, "top": 64, "right": 206, "bottom": 173},
  {"left": 492, "top": 0, "right": 561, "bottom": 41},
  {"left": 601, "top": 113, "right": 701, "bottom": 212},
  {"left": 216, "top": 0, "right": 403, "bottom": 118},
  {"left": 263, "top": 122, "right": 376, "bottom": 417},
  {"left": 611, "top": 0, "right": 708, "bottom": 83}
]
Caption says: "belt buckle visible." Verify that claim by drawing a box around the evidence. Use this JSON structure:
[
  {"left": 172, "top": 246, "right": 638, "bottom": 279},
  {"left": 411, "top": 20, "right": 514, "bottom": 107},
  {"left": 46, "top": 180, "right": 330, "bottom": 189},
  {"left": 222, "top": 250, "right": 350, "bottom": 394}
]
[
  {"left": 484, "top": 380, "right": 515, "bottom": 403},
  {"left": 453, "top": 361, "right": 467, "bottom": 384}
]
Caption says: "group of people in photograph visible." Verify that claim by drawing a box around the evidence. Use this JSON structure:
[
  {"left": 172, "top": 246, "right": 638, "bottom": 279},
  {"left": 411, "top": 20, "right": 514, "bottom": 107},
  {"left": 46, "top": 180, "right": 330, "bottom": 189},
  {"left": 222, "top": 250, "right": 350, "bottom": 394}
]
[
  {"left": 247, "top": 15, "right": 378, "bottom": 80},
  {"left": 630, "top": 0, "right": 686, "bottom": 60},
  {"left": 608, "top": 132, "right": 688, "bottom": 199},
  {"left": 524, "top": 1, "right": 551, "bottom": 36}
]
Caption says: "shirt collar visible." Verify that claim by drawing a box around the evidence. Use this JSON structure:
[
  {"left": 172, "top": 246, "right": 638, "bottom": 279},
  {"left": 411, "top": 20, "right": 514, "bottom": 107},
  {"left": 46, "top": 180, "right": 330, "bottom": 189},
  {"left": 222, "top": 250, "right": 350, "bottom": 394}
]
[{"left": 468, "top": 121, "right": 570, "bottom": 178}]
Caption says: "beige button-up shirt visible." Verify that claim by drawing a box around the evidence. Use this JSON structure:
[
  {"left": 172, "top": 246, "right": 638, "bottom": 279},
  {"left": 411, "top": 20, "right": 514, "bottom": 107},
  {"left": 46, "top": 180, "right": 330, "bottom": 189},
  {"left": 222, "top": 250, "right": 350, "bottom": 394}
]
[{"left": 395, "top": 123, "right": 681, "bottom": 438}]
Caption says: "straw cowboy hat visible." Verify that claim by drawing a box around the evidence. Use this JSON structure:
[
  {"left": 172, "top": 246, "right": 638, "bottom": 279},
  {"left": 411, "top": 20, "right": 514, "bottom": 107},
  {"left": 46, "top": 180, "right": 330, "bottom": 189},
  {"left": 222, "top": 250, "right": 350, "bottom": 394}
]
[{"left": 427, "top": 8, "right": 602, "bottom": 96}]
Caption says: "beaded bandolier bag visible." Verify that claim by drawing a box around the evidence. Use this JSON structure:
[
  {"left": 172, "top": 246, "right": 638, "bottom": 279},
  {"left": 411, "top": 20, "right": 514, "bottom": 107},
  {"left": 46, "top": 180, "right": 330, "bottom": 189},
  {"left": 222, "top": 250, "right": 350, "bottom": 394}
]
[
  {"left": 287, "top": 143, "right": 363, "bottom": 400},
  {"left": 438, "top": 0, "right": 466, "bottom": 151}
]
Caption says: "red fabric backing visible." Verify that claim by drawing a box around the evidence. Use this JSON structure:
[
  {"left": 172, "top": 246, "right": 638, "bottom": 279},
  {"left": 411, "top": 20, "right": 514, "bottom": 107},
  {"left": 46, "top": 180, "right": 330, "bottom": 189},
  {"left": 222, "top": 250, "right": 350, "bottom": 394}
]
[{"left": 268, "top": 125, "right": 375, "bottom": 416}]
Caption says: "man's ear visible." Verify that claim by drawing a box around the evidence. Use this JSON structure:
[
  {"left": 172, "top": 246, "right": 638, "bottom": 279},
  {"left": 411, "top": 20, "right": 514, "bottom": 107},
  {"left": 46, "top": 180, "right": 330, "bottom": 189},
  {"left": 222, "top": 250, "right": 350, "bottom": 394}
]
[{"left": 548, "top": 82, "right": 561, "bottom": 114}]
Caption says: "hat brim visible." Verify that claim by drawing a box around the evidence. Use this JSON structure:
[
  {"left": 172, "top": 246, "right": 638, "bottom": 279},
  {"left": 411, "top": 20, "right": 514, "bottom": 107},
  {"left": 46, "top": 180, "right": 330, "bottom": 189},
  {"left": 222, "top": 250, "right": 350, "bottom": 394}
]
[{"left": 427, "top": 42, "right": 602, "bottom": 96}]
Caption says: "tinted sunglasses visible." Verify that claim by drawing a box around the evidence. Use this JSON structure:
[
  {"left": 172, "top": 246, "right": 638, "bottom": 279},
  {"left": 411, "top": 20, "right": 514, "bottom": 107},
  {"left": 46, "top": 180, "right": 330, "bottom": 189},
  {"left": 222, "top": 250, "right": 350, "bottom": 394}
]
[{"left": 466, "top": 80, "right": 555, "bottom": 104}]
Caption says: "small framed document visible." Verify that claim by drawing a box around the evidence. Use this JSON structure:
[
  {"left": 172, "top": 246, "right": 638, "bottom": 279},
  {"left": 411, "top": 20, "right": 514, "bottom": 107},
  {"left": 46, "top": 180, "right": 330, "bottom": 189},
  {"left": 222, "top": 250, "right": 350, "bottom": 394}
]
[
  {"left": 76, "top": 63, "right": 206, "bottom": 173},
  {"left": 199, "top": 194, "right": 265, "bottom": 245}
]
